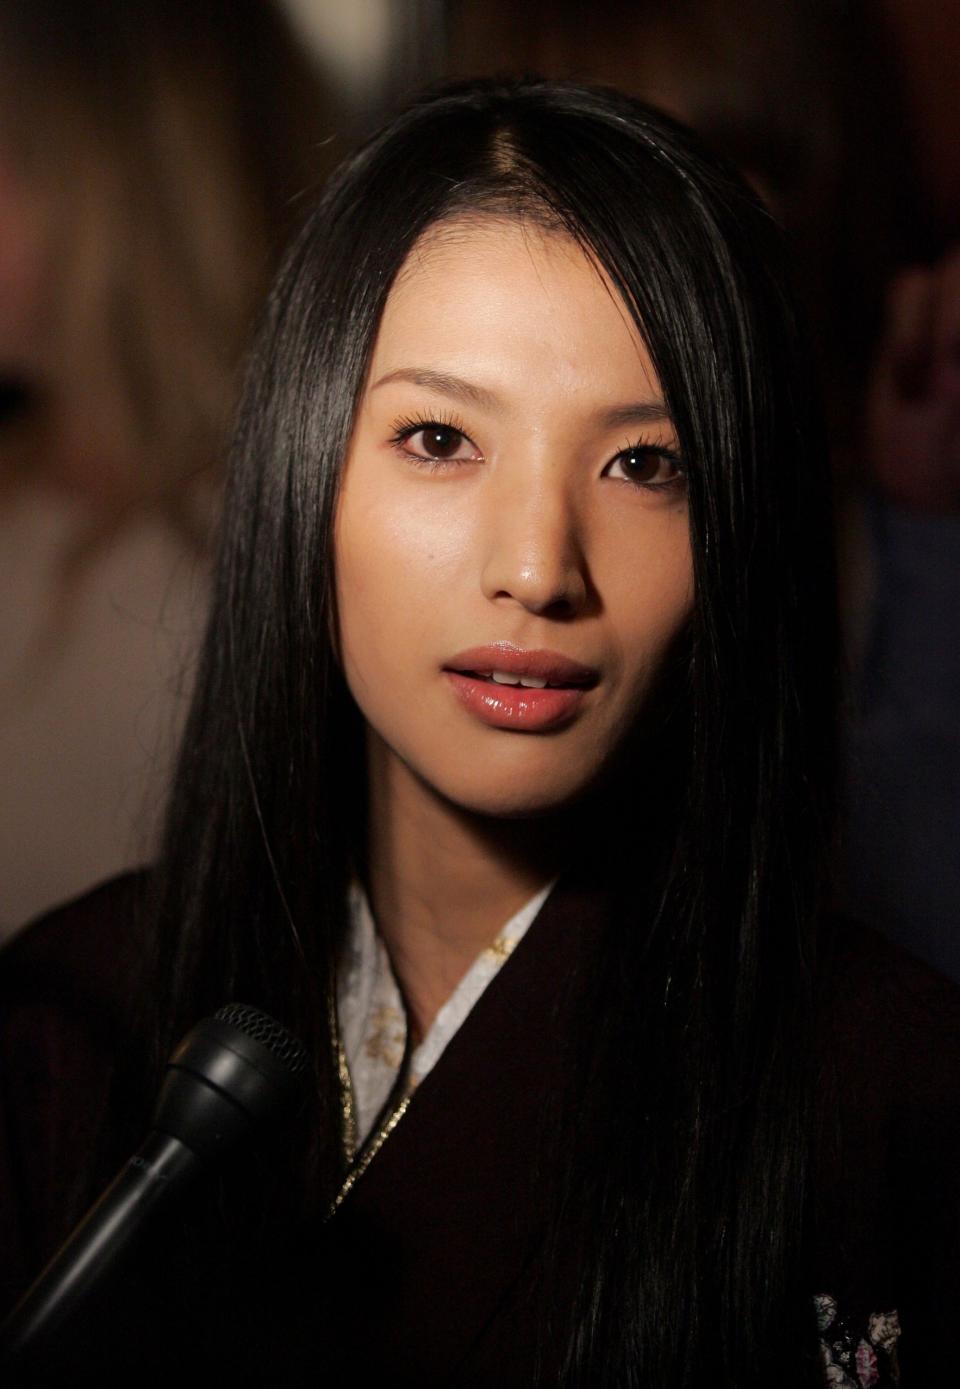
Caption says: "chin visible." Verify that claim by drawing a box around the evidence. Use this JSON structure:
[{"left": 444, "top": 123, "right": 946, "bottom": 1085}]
[{"left": 424, "top": 760, "right": 598, "bottom": 822}]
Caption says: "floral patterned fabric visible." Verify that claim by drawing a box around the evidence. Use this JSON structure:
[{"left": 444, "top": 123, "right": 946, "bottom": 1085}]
[{"left": 815, "top": 1294, "right": 901, "bottom": 1387}]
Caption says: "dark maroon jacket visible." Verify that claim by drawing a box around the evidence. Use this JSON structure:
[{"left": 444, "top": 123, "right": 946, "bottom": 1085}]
[{"left": 1, "top": 873, "right": 959, "bottom": 1384}]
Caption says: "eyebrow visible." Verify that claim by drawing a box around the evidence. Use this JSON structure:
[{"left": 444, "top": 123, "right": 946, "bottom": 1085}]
[
  {"left": 371, "top": 366, "right": 673, "bottom": 430},
  {"left": 371, "top": 368, "right": 499, "bottom": 410},
  {"left": 600, "top": 401, "right": 674, "bottom": 430}
]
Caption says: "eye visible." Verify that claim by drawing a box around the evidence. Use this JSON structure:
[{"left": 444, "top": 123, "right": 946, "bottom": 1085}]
[
  {"left": 390, "top": 416, "right": 482, "bottom": 465},
  {"left": 604, "top": 445, "right": 684, "bottom": 489}
]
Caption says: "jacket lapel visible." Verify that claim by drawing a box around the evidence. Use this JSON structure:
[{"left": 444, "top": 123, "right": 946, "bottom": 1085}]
[{"left": 320, "top": 869, "right": 609, "bottom": 1382}]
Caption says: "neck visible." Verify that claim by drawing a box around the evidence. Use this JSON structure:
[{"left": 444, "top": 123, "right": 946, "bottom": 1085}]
[{"left": 362, "top": 735, "right": 573, "bottom": 1043}]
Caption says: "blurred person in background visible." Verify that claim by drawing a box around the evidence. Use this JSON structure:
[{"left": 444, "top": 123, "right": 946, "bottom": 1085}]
[
  {"left": 0, "top": 0, "right": 335, "bottom": 936},
  {"left": 445, "top": 0, "right": 960, "bottom": 979}
]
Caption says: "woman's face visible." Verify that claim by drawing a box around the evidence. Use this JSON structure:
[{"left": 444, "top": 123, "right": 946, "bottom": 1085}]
[{"left": 335, "top": 218, "right": 692, "bottom": 818}]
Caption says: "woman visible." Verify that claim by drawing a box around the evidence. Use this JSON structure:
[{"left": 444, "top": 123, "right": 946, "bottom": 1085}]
[{"left": 2, "top": 79, "right": 957, "bottom": 1386}]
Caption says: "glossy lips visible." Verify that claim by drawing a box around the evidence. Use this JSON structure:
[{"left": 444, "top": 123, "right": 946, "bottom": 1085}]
[{"left": 444, "top": 645, "right": 597, "bottom": 732}]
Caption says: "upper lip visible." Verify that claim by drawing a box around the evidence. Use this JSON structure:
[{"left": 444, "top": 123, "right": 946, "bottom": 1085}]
[{"left": 444, "top": 643, "right": 599, "bottom": 687}]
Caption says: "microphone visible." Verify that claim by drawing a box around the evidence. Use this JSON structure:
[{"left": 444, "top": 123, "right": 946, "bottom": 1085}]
[{"left": 1, "top": 1003, "right": 310, "bottom": 1361}]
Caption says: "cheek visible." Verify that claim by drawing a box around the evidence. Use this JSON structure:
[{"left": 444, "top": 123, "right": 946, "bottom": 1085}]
[
  {"left": 339, "top": 468, "right": 468, "bottom": 576},
  {"left": 602, "top": 518, "right": 694, "bottom": 684},
  {"left": 333, "top": 477, "right": 471, "bottom": 680}
]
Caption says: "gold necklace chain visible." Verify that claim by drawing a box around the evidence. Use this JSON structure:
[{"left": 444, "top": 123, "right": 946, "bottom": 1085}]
[{"left": 328, "top": 1012, "right": 413, "bottom": 1215}]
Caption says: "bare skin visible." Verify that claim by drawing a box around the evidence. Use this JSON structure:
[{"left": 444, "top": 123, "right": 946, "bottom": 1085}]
[
  {"left": 335, "top": 219, "right": 692, "bottom": 1038},
  {"left": 364, "top": 736, "right": 572, "bottom": 1042}
]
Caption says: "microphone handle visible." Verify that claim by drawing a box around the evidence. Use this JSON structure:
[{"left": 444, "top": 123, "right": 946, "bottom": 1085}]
[{"left": 1, "top": 1131, "right": 196, "bottom": 1360}]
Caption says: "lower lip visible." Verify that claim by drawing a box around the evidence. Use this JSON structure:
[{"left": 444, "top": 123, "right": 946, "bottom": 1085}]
[{"left": 444, "top": 671, "right": 587, "bottom": 731}]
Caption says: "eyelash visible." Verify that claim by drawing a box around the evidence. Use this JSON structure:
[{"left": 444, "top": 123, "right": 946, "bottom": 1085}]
[
  {"left": 608, "top": 440, "right": 687, "bottom": 493},
  {"left": 389, "top": 411, "right": 476, "bottom": 470},
  {"left": 388, "top": 413, "right": 686, "bottom": 492}
]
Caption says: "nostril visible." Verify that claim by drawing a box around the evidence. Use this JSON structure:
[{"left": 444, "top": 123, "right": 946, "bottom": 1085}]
[
  {"left": 539, "top": 591, "right": 583, "bottom": 620},
  {"left": 480, "top": 517, "right": 590, "bottom": 616}
]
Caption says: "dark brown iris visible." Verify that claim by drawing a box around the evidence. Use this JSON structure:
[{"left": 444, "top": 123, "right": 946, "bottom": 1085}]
[
  {"left": 619, "top": 447, "right": 670, "bottom": 483},
  {"left": 421, "top": 425, "right": 463, "bottom": 459}
]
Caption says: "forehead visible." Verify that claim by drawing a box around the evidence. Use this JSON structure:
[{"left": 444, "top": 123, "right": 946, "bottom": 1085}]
[{"left": 368, "top": 217, "right": 662, "bottom": 408}]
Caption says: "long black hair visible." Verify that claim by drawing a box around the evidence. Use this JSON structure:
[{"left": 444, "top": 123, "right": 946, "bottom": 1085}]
[{"left": 145, "top": 79, "right": 837, "bottom": 1385}]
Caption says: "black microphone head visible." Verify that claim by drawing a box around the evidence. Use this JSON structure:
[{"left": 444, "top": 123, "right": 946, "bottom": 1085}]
[
  {"left": 0, "top": 1008, "right": 312, "bottom": 1360},
  {"left": 152, "top": 1004, "right": 312, "bottom": 1161},
  {"left": 212, "top": 1003, "right": 310, "bottom": 1077}
]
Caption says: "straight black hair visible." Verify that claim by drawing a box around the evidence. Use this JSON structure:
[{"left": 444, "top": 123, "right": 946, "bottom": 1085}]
[{"left": 145, "top": 79, "right": 837, "bottom": 1385}]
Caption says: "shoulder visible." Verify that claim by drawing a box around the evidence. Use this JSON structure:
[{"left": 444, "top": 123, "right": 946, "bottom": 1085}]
[
  {"left": 2, "top": 870, "right": 150, "bottom": 990},
  {"left": 0, "top": 867, "right": 154, "bottom": 1135},
  {"left": 0, "top": 871, "right": 153, "bottom": 1069},
  {"left": 813, "top": 916, "right": 960, "bottom": 1376},
  {"left": 814, "top": 912, "right": 960, "bottom": 1174},
  {"left": 0, "top": 873, "right": 153, "bottom": 1306},
  {"left": 817, "top": 914, "right": 960, "bottom": 1107}
]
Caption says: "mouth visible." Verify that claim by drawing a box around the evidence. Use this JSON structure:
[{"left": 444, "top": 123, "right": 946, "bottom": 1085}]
[
  {"left": 444, "top": 644, "right": 599, "bottom": 689},
  {"left": 455, "top": 670, "right": 579, "bottom": 689},
  {"left": 443, "top": 645, "right": 598, "bottom": 731}
]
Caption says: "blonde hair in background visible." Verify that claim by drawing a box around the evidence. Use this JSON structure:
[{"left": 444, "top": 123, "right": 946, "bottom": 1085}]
[{"left": 0, "top": 0, "right": 335, "bottom": 553}]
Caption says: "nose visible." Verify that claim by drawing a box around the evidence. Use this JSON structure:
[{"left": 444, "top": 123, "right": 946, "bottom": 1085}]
[{"left": 479, "top": 470, "right": 589, "bottom": 619}]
